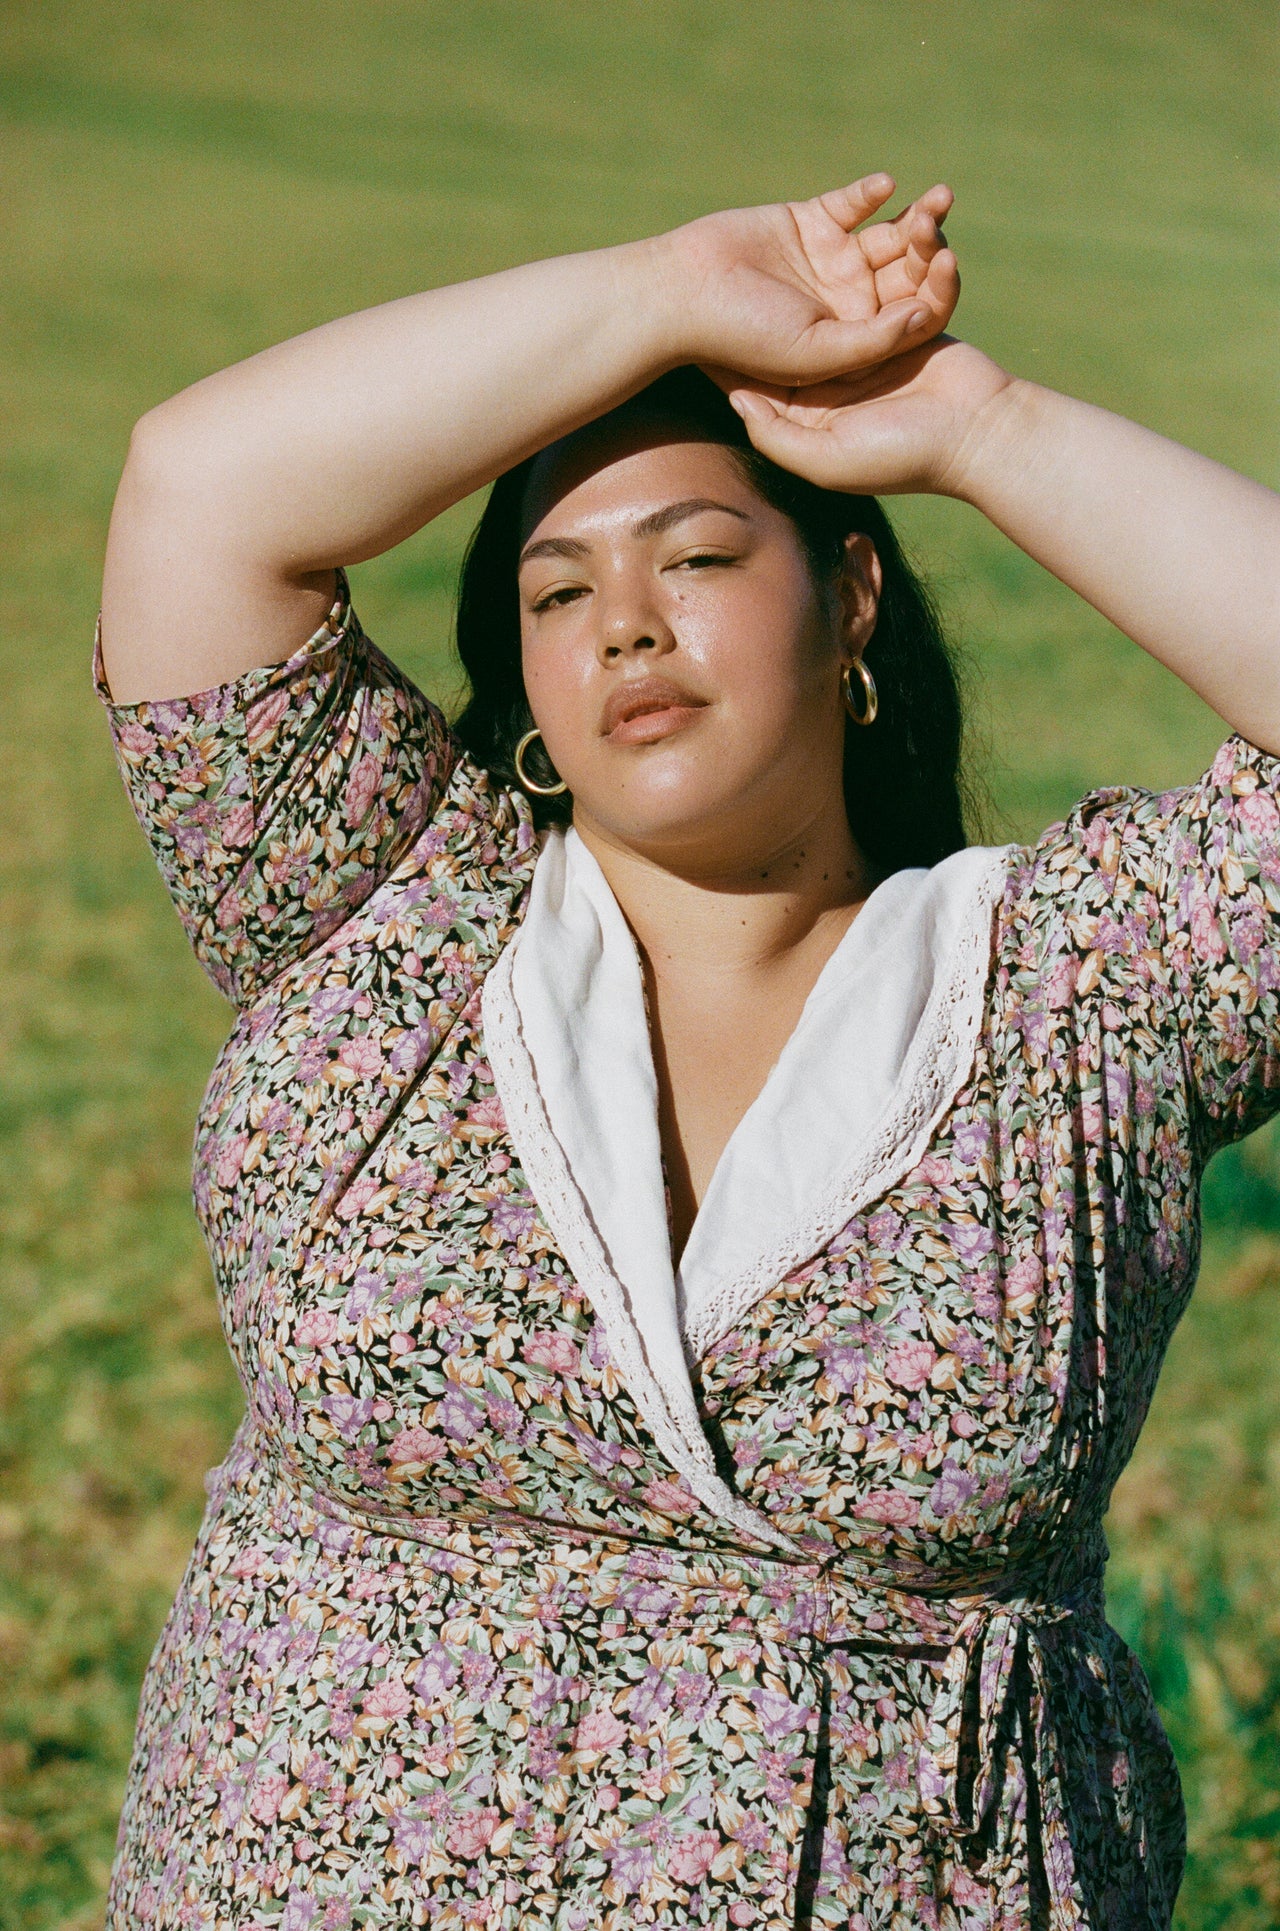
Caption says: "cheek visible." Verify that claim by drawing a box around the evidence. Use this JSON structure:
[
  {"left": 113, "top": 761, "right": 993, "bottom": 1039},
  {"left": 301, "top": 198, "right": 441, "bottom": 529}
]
[
  {"left": 682, "top": 573, "right": 834, "bottom": 722},
  {"left": 520, "top": 625, "right": 593, "bottom": 736}
]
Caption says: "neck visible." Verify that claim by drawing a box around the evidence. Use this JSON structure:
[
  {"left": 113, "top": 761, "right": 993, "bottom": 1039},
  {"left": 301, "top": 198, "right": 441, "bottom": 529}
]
[{"left": 573, "top": 803, "right": 876, "bottom": 992}]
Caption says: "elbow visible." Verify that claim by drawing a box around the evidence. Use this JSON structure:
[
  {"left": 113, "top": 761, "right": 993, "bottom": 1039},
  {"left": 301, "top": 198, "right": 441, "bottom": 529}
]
[
  {"left": 117, "top": 402, "right": 197, "bottom": 508},
  {"left": 110, "top": 397, "right": 241, "bottom": 552}
]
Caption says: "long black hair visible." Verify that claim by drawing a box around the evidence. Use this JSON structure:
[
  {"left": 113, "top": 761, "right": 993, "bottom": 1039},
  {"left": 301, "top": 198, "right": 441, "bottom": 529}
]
[{"left": 452, "top": 366, "right": 985, "bottom": 876}]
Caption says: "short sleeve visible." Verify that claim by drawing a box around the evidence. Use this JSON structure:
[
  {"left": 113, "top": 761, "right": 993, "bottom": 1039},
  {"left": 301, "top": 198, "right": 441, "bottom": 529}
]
[
  {"left": 95, "top": 569, "right": 454, "bottom": 1005},
  {"left": 1017, "top": 729, "right": 1280, "bottom": 1162},
  {"left": 1154, "top": 731, "right": 1280, "bottom": 1151}
]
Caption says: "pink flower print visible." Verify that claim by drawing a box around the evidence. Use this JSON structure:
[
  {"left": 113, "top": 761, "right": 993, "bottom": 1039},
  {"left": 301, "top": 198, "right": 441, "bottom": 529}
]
[
  {"left": 248, "top": 1772, "right": 289, "bottom": 1822},
  {"left": 1082, "top": 813, "right": 1110, "bottom": 858},
  {"left": 295, "top": 1308, "right": 339, "bottom": 1349},
  {"left": 338, "top": 1035, "right": 384, "bottom": 1080},
  {"left": 115, "top": 719, "right": 156, "bottom": 759},
  {"left": 444, "top": 1807, "right": 500, "bottom": 1859},
  {"left": 467, "top": 1095, "right": 506, "bottom": 1131},
  {"left": 215, "top": 889, "right": 245, "bottom": 932},
  {"left": 222, "top": 801, "right": 255, "bottom": 849},
  {"left": 1004, "top": 1252, "right": 1044, "bottom": 1320},
  {"left": 388, "top": 1425, "right": 446, "bottom": 1466},
  {"left": 214, "top": 1133, "right": 248, "bottom": 1188},
  {"left": 667, "top": 1830, "right": 720, "bottom": 1884},
  {"left": 343, "top": 752, "right": 383, "bottom": 828},
  {"left": 857, "top": 1488, "right": 921, "bottom": 1527},
  {"left": 246, "top": 684, "right": 291, "bottom": 741},
  {"left": 1236, "top": 787, "right": 1279, "bottom": 838},
  {"left": 1190, "top": 891, "right": 1228, "bottom": 964},
  {"left": 914, "top": 1152, "right": 953, "bottom": 1187},
  {"left": 362, "top": 1677, "right": 412, "bottom": 1722},
  {"left": 641, "top": 1477, "right": 699, "bottom": 1517},
  {"left": 573, "top": 1708, "right": 627, "bottom": 1754},
  {"left": 524, "top": 1331, "right": 580, "bottom": 1374},
  {"left": 884, "top": 1338, "right": 936, "bottom": 1391},
  {"left": 950, "top": 1865, "right": 988, "bottom": 1906},
  {"left": 1045, "top": 952, "right": 1080, "bottom": 1009},
  {"left": 335, "top": 1175, "right": 380, "bottom": 1223}
]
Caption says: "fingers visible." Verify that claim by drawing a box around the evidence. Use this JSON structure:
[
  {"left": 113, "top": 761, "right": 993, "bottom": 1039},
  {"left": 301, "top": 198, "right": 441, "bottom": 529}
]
[
  {"left": 787, "top": 298, "right": 934, "bottom": 383},
  {"left": 813, "top": 172, "right": 898, "bottom": 232},
  {"left": 725, "top": 393, "right": 854, "bottom": 491},
  {"left": 874, "top": 228, "right": 959, "bottom": 321},
  {"left": 860, "top": 191, "right": 952, "bottom": 279}
]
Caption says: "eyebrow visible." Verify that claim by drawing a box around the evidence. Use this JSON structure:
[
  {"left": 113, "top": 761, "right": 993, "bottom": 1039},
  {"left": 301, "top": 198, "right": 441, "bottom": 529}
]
[{"left": 518, "top": 498, "right": 751, "bottom": 568}]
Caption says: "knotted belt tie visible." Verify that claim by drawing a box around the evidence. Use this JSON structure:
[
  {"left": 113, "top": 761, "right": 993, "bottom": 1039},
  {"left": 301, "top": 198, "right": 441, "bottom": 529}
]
[{"left": 909, "top": 1581, "right": 1096, "bottom": 1920}]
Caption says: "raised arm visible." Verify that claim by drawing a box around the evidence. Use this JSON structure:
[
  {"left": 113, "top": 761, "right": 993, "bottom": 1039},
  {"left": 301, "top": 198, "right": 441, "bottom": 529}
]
[
  {"left": 725, "top": 340, "right": 1280, "bottom": 754},
  {"left": 99, "top": 174, "right": 959, "bottom": 703}
]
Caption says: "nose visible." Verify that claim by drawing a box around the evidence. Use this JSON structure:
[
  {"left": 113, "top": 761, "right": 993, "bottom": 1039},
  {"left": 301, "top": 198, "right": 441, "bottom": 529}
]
[{"left": 595, "top": 573, "right": 677, "bottom": 665}]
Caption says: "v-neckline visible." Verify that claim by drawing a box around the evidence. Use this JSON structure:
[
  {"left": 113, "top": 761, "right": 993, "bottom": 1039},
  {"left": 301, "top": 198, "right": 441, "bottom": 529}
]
[
  {"left": 479, "top": 826, "right": 1013, "bottom": 1542},
  {"left": 651, "top": 889, "right": 879, "bottom": 1275}
]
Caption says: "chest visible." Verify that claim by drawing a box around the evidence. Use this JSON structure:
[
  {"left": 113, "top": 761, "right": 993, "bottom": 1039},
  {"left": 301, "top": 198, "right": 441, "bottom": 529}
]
[
  {"left": 190, "top": 894, "right": 1202, "bottom": 1582},
  {"left": 648, "top": 976, "right": 817, "bottom": 1257}
]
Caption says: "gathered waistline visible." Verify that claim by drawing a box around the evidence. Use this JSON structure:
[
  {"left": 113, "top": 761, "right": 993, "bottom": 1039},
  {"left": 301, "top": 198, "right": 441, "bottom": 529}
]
[
  {"left": 208, "top": 1421, "right": 1108, "bottom": 1655},
  {"left": 205, "top": 1421, "right": 1108, "bottom": 1897}
]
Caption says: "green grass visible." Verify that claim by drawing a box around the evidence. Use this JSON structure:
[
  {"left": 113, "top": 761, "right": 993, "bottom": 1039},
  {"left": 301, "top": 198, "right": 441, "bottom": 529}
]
[{"left": 1, "top": 1, "right": 1278, "bottom": 1922}]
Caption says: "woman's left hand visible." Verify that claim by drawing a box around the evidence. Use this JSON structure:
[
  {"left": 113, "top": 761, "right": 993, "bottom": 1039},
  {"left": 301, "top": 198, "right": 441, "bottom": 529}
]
[{"left": 715, "top": 336, "right": 1016, "bottom": 499}]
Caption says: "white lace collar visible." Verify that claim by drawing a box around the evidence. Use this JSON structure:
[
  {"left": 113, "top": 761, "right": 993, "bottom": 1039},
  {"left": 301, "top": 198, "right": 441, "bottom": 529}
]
[{"left": 481, "top": 824, "right": 1012, "bottom": 1548}]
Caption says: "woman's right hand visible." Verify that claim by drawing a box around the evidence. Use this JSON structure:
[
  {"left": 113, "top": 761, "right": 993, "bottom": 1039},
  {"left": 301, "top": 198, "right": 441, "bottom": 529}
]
[{"left": 659, "top": 174, "right": 960, "bottom": 387}]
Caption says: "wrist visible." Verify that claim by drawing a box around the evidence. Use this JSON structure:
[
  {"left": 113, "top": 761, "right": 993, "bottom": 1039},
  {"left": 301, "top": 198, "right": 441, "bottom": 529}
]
[
  {"left": 604, "top": 232, "right": 697, "bottom": 375},
  {"left": 938, "top": 371, "right": 1045, "bottom": 507}
]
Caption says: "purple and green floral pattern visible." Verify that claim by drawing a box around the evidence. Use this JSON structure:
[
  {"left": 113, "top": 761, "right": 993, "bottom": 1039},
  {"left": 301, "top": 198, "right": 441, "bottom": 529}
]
[{"left": 97, "top": 577, "right": 1280, "bottom": 1928}]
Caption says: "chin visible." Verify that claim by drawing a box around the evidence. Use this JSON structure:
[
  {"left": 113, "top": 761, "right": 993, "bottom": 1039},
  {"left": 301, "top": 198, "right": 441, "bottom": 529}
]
[{"left": 581, "top": 782, "right": 763, "bottom": 861}]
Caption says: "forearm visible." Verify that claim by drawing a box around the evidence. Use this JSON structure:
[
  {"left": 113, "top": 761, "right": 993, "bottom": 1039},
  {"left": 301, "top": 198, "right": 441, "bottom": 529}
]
[
  {"left": 150, "top": 239, "right": 678, "bottom": 561},
  {"left": 949, "top": 379, "right": 1280, "bottom": 752},
  {"left": 101, "top": 237, "right": 680, "bottom": 698}
]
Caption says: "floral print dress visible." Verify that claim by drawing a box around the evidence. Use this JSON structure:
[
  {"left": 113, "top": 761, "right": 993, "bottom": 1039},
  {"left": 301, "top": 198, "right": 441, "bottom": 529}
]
[{"left": 95, "top": 573, "right": 1280, "bottom": 1931}]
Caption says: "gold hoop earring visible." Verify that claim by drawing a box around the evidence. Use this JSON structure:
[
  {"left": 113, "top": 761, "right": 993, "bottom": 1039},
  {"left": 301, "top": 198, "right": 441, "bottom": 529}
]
[
  {"left": 514, "top": 727, "right": 569, "bottom": 797},
  {"left": 842, "top": 657, "right": 878, "bottom": 727}
]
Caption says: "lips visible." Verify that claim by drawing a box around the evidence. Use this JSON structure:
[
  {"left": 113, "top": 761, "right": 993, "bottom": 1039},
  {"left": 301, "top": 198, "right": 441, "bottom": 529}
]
[{"left": 601, "top": 675, "right": 708, "bottom": 744}]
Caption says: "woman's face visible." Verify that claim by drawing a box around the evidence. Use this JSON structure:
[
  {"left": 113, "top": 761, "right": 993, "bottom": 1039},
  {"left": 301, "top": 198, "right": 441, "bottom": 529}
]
[{"left": 517, "top": 426, "right": 880, "bottom": 874}]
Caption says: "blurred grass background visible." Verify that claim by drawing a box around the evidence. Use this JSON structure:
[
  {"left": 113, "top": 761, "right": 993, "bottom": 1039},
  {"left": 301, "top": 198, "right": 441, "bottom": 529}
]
[{"left": 0, "top": 1, "right": 1277, "bottom": 1924}]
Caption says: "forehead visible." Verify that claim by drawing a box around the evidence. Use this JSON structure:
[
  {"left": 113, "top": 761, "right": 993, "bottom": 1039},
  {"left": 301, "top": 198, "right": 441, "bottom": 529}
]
[{"left": 518, "top": 425, "right": 763, "bottom": 544}]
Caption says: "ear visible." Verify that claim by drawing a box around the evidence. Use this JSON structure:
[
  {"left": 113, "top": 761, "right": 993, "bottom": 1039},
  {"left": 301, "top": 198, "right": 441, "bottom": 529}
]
[{"left": 837, "top": 533, "right": 882, "bottom": 660}]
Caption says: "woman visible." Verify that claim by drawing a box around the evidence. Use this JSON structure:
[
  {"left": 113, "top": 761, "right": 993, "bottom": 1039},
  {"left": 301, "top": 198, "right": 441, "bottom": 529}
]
[{"left": 96, "top": 173, "right": 1280, "bottom": 1928}]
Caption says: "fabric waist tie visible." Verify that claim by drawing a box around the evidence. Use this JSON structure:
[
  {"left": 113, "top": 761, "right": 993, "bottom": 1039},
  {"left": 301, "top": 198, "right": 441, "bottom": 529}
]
[{"left": 910, "top": 1585, "right": 1094, "bottom": 1923}]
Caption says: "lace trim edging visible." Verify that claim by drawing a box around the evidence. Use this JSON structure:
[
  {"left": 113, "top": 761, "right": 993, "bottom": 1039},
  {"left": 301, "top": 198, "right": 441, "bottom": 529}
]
[{"left": 686, "top": 844, "right": 1014, "bottom": 1360}]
